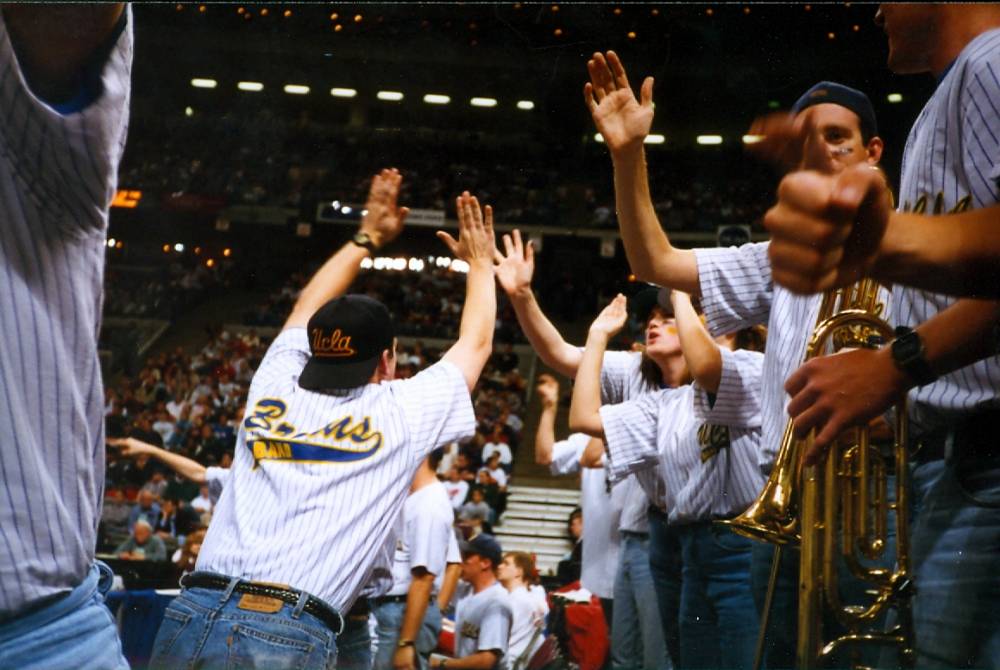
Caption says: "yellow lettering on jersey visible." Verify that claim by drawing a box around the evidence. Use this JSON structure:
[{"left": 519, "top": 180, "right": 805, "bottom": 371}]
[{"left": 252, "top": 440, "right": 293, "bottom": 461}]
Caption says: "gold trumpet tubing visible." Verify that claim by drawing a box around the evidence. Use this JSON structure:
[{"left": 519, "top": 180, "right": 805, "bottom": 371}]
[
  {"left": 797, "top": 455, "right": 824, "bottom": 669},
  {"left": 820, "top": 631, "right": 908, "bottom": 663},
  {"left": 837, "top": 446, "right": 892, "bottom": 587},
  {"left": 841, "top": 441, "right": 889, "bottom": 564}
]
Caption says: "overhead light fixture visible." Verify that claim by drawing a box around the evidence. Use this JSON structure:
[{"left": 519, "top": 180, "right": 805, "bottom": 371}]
[
  {"left": 742, "top": 134, "right": 764, "bottom": 144},
  {"left": 423, "top": 94, "right": 451, "bottom": 105},
  {"left": 284, "top": 84, "right": 310, "bottom": 95},
  {"left": 330, "top": 87, "right": 357, "bottom": 98},
  {"left": 377, "top": 90, "right": 404, "bottom": 101},
  {"left": 887, "top": 93, "right": 903, "bottom": 103},
  {"left": 184, "top": 106, "right": 194, "bottom": 117},
  {"left": 191, "top": 78, "right": 217, "bottom": 89},
  {"left": 594, "top": 133, "right": 604, "bottom": 143},
  {"left": 516, "top": 100, "right": 535, "bottom": 110},
  {"left": 697, "top": 135, "right": 723, "bottom": 145},
  {"left": 237, "top": 81, "right": 264, "bottom": 92},
  {"left": 470, "top": 97, "right": 497, "bottom": 107},
  {"left": 644, "top": 134, "right": 665, "bottom": 144}
]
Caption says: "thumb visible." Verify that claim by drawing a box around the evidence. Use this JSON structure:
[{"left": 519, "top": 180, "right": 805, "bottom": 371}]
[
  {"left": 828, "top": 165, "right": 888, "bottom": 233},
  {"left": 436, "top": 231, "right": 459, "bottom": 255},
  {"left": 640, "top": 76, "right": 654, "bottom": 108},
  {"left": 397, "top": 206, "right": 410, "bottom": 227}
]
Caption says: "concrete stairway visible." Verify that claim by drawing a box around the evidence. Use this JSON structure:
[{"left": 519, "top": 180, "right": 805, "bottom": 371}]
[{"left": 494, "top": 484, "right": 580, "bottom": 577}]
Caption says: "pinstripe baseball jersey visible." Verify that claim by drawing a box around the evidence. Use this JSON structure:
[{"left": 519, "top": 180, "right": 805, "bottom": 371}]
[
  {"left": 894, "top": 28, "right": 1000, "bottom": 436},
  {"left": 386, "top": 480, "right": 455, "bottom": 596},
  {"left": 204, "top": 466, "right": 229, "bottom": 504},
  {"left": 196, "top": 328, "right": 475, "bottom": 612},
  {"left": 0, "top": 12, "right": 132, "bottom": 615},
  {"left": 695, "top": 244, "right": 893, "bottom": 471},
  {"left": 549, "top": 433, "right": 625, "bottom": 600}
]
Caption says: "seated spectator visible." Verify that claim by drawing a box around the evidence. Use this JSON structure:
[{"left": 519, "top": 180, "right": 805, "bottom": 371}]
[
  {"left": 141, "top": 470, "right": 168, "bottom": 500},
  {"left": 189, "top": 484, "right": 214, "bottom": 516},
  {"left": 444, "top": 467, "right": 470, "bottom": 511},
  {"left": 128, "top": 489, "right": 161, "bottom": 529},
  {"left": 556, "top": 507, "right": 583, "bottom": 586},
  {"left": 115, "top": 519, "right": 168, "bottom": 562},
  {"left": 153, "top": 496, "right": 202, "bottom": 545},
  {"left": 498, "top": 552, "right": 549, "bottom": 668},
  {"left": 481, "top": 434, "right": 513, "bottom": 472},
  {"left": 474, "top": 472, "right": 503, "bottom": 515},
  {"left": 460, "top": 488, "right": 493, "bottom": 531},
  {"left": 478, "top": 452, "right": 508, "bottom": 489},
  {"left": 173, "top": 529, "right": 206, "bottom": 577}
]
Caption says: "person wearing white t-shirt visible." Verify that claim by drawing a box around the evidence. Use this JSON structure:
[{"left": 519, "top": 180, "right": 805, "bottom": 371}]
[
  {"left": 481, "top": 441, "right": 513, "bottom": 468},
  {"left": 498, "top": 552, "right": 549, "bottom": 669},
  {"left": 478, "top": 453, "right": 508, "bottom": 489},
  {"left": 444, "top": 467, "right": 471, "bottom": 510}
]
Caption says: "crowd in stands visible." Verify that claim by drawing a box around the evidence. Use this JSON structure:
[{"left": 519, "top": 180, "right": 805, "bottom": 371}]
[{"left": 103, "top": 258, "right": 233, "bottom": 321}]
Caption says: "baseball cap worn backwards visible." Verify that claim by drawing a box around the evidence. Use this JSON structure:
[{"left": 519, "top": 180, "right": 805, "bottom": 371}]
[
  {"left": 459, "top": 533, "right": 503, "bottom": 567},
  {"left": 792, "top": 81, "right": 878, "bottom": 141},
  {"left": 629, "top": 286, "right": 674, "bottom": 322},
  {"left": 298, "top": 294, "right": 395, "bottom": 391}
]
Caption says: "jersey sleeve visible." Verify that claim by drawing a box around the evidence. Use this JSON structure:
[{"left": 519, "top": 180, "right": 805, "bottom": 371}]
[
  {"left": 407, "top": 510, "right": 451, "bottom": 578},
  {"left": 204, "top": 466, "right": 230, "bottom": 504},
  {"left": 446, "top": 530, "right": 461, "bottom": 564},
  {"left": 477, "top": 599, "right": 513, "bottom": 655},
  {"left": 693, "top": 349, "right": 764, "bottom": 429},
  {"left": 549, "top": 433, "right": 589, "bottom": 476},
  {"left": 599, "top": 350, "right": 639, "bottom": 404},
  {"left": 392, "top": 360, "right": 476, "bottom": 459},
  {"left": 0, "top": 8, "right": 132, "bottom": 235},
  {"left": 246, "top": 328, "right": 311, "bottom": 401},
  {"left": 599, "top": 391, "right": 663, "bottom": 483},
  {"left": 694, "top": 242, "right": 773, "bottom": 336},
  {"left": 960, "top": 32, "right": 1000, "bottom": 208}
]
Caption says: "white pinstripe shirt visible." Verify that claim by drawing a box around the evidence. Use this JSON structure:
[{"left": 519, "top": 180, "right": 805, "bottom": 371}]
[
  {"left": 0, "top": 12, "right": 132, "bottom": 615},
  {"left": 893, "top": 28, "right": 1000, "bottom": 435},
  {"left": 197, "top": 328, "right": 475, "bottom": 612}
]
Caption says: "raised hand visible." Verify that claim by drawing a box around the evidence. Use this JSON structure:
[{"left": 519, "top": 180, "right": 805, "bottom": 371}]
[
  {"left": 359, "top": 168, "right": 410, "bottom": 248},
  {"left": 107, "top": 436, "right": 149, "bottom": 458},
  {"left": 493, "top": 229, "right": 535, "bottom": 297},
  {"left": 744, "top": 111, "right": 810, "bottom": 172},
  {"left": 438, "top": 192, "right": 496, "bottom": 266},
  {"left": 765, "top": 164, "right": 892, "bottom": 294},
  {"left": 535, "top": 373, "right": 560, "bottom": 409},
  {"left": 589, "top": 294, "right": 628, "bottom": 339},
  {"left": 584, "top": 51, "right": 654, "bottom": 155}
]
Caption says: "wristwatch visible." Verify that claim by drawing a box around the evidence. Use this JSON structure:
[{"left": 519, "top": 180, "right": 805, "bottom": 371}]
[
  {"left": 351, "top": 231, "right": 378, "bottom": 253},
  {"left": 397, "top": 639, "right": 415, "bottom": 649},
  {"left": 890, "top": 326, "right": 937, "bottom": 386}
]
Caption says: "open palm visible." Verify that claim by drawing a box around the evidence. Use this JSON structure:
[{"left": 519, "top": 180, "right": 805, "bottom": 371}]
[
  {"left": 585, "top": 51, "right": 654, "bottom": 152},
  {"left": 494, "top": 229, "right": 534, "bottom": 296}
]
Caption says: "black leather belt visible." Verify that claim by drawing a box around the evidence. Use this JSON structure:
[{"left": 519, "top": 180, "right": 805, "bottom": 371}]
[
  {"left": 911, "top": 411, "right": 1000, "bottom": 465},
  {"left": 181, "top": 572, "right": 344, "bottom": 635},
  {"left": 347, "top": 598, "right": 371, "bottom": 618},
  {"left": 371, "top": 593, "right": 408, "bottom": 605}
]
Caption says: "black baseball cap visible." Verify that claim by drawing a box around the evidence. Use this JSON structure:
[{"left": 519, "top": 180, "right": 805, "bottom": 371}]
[
  {"left": 298, "top": 294, "right": 395, "bottom": 391},
  {"left": 629, "top": 286, "right": 673, "bottom": 322},
  {"left": 791, "top": 81, "right": 878, "bottom": 141},
  {"left": 459, "top": 533, "right": 503, "bottom": 567}
]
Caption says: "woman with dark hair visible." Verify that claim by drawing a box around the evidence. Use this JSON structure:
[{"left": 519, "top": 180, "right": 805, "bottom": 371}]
[{"left": 498, "top": 551, "right": 549, "bottom": 668}]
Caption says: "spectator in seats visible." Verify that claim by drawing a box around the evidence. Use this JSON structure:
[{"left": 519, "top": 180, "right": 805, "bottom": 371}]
[
  {"left": 478, "top": 452, "right": 508, "bottom": 490},
  {"left": 116, "top": 519, "right": 168, "bottom": 562},
  {"left": 444, "top": 467, "right": 470, "bottom": 511},
  {"left": 459, "top": 491, "right": 491, "bottom": 538},
  {"left": 454, "top": 453, "right": 477, "bottom": 483},
  {"left": 153, "top": 496, "right": 202, "bottom": 545},
  {"left": 129, "top": 489, "right": 161, "bottom": 529},
  {"left": 556, "top": 508, "right": 583, "bottom": 586},
  {"left": 498, "top": 552, "right": 549, "bottom": 668},
  {"left": 189, "top": 484, "right": 213, "bottom": 516},
  {"left": 141, "top": 470, "right": 169, "bottom": 500},
  {"left": 173, "top": 529, "right": 206, "bottom": 577},
  {"left": 481, "top": 433, "right": 513, "bottom": 471}
]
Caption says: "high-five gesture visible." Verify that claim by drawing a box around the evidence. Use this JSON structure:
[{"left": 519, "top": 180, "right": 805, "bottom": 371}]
[
  {"left": 494, "top": 229, "right": 535, "bottom": 298},
  {"left": 438, "top": 191, "right": 496, "bottom": 266},
  {"left": 588, "top": 293, "right": 628, "bottom": 340},
  {"left": 358, "top": 168, "right": 410, "bottom": 249},
  {"left": 585, "top": 51, "right": 655, "bottom": 155}
]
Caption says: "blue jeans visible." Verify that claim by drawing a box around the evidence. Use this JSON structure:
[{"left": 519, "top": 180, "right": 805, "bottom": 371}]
[
  {"left": 647, "top": 508, "right": 682, "bottom": 668},
  {"left": 336, "top": 608, "right": 371, "bottom": 670},
  {"left": 677, "top": 522, "right": 758, "bottom": 670},
  {"left": 902, "top": 458, "right": 1000, "bottom": 668},
  {"left": 0, "top": 562, "right": 127, "bottom": 670},
  {"left": 149, "top": 575, "right": 338, "bottom": 669},
  {"left": 611, "top": 532, "right": 670, "bottom": 670},
  {"left": 372, "top": 598, "right": 441, "bottom": 670}
]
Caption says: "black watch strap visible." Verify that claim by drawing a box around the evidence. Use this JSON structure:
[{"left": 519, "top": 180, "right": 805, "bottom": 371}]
[
  {"left": 891, "top": 326, "right": 937, "bottom": 386},
  {"left": 351, "top": 231, "right": 378, "bottom": 253}
]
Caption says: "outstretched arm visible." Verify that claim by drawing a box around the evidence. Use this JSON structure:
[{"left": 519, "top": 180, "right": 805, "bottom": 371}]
[
  {"left": 494, "top": 230, "right": 582, "bottom": 377},
  {"left": 569, "top": 294, "right": 628, "bottom": 438},
  {"left": 439, "top": 193, "right": 498, "bottom": 391},
  {"left": 284, "top": 169, "right": 409, "bottom": 329},
  {"left": 533, "top": 374, "right": 560, "bottom": 466},
  {"left": 671, "top": 291, "right": 724, "bottom": 393},
  {"left": 108, "top": 437, "right": 207, "bottom": 484},
  {"left": 585, "top": 51, "right": 700, "bottom": 292}
]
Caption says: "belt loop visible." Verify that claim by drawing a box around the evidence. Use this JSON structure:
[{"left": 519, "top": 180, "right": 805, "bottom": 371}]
[
  {"left": 221, "top": 576, "right": 241, "bottom": 605},
  {"left": 292, "top": 590, "right": 309, "bottom": 619}
]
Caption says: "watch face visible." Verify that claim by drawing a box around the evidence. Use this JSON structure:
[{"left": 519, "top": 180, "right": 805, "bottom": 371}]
[{"left": 894, "top": 332, "right": 921, "bottom": 361}]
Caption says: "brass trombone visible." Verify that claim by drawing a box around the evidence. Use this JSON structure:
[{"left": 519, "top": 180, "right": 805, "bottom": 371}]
[{"left": 720, "top": 278, "right": 915, "bottom": 669}]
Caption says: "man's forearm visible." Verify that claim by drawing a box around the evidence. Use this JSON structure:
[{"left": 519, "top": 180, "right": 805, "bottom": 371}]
[
  {"left": 436, "top": 564, "right": 461, "bottom": 611},
  {"left": 875, "top": 207, "right": 1000, "bottom": 298},
  {"left": 611, "top": 147, "right": 700, "bottom": 292},
  {"left": 534, "top": 406, "right": 557, "bottom": 465},
  {"left": 509, "top": 290, "right": 581, "bottom": 377},
  {"left": 674, "top": 297, "right": 722, "bottom": 393},
  {"left": 459, "top": 262, "right": 498, "bottom": 352},
  {"left": 914, "top": 297, "right": 1000, "bottom": 379},
  {"left": 285, "top": 243, "right": 369, "bottom": 328},
  {"left": 398, "top": 573, "right": 435, "bottom": 646},
  {"left": 569, "top": 333, "right": 608, "bottom": 437}
]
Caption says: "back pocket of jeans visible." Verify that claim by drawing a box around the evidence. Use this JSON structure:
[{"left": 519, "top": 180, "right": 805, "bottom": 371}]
[
  {"left": 151, "top": 606, "right": 194, "bottom": 661},
  {"left": 226, "top": 624, "right": 318, "bottom": 670}
]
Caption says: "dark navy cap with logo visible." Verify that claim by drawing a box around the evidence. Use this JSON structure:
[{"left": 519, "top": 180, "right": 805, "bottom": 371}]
[
  {"left": 459, "top": 533, "right": 503, "bottom": 567},
  {"left": 629, "top": 286, "right": 673, "bottom": 322},
  {"left": 791, "top": 81, "right": 878, "bottom": 141},
  {"left": 298, "top": 294, "right": 395, "bottom": 391}
]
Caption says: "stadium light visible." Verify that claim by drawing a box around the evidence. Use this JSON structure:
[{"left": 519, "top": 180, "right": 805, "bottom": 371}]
[
  {"left": 331, "top": 88, "right": 357, "bottom": 98},
  {"left": 742, "top": 134, "right": 764, "bottom": 144},
  {"left": 174, "top": 243, "right": 185, "bottom": 252},
  {"left": 644, "top": 134, "right": 665, "bottom": 145},
  {"left": 697, "top": 135, "right": 723, "bottom": 145},
  {"left": 887, "top": 93, "right": 903, "bottom": 103},
  {"left": 191, "top": 78, "right": 217, "bottom": 89},
  {"left": 107, "top": 238, "right": 116, "bottom": 248},
  {"left": 377, "top": 90, "right": 404, "bottom": 101},
  {"left": 237, "top": 81, "right": 264, "bottom": 92},
  {"left": 594, "top": 133, "right": 604, "bottom": 143},
  {"left": 361, "top": 257, "right": 374, "bottom": 269},
  {"left": 516, "top": 100, "right": 535, "bottom": 110},
  {"left": 470, "top": 97, "right": 497, "bottom": 107},
  {"left": 184, "top": 106, "right": 194, "bottom": 117},
  {"left": 284, "top": 84, "right": 310, "bottom": 95},
  {"left": 423, "top": 94, "right": 451, "bottom": 105}
]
